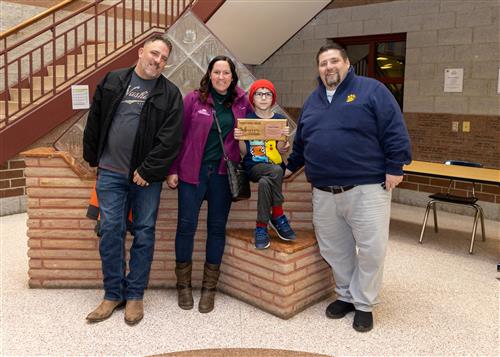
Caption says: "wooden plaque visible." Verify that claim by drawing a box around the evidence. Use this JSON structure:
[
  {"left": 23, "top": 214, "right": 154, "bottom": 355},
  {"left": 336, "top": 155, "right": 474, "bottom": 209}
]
[{"left": 237, "top": 118, "right": 287, "bottom": 140}]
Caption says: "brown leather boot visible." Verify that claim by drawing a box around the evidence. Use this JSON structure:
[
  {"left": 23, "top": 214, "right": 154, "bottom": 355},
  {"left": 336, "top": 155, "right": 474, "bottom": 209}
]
[
  {"left": 198, "top": 263, "right": 220, "bottom": 313},
  {"left": 86, "top": 299, "right": 125, "bottom": 323},
  {"left": 175, "top": 261, "right": 194, "bottom": 310},
  {"left": 124, "top": 300, "right": 144, "bottom": 325}
]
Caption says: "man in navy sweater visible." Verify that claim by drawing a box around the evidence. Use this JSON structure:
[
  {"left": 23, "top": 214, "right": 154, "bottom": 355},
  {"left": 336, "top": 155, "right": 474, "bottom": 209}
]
[{"left": 285, "top": 43, "right": 411, "bottom": 332}]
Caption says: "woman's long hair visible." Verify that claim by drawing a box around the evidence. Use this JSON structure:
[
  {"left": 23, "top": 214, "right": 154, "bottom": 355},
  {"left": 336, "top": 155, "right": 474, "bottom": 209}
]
[{"left": 198, "top": 55, "right": 239, "bottom": 108}]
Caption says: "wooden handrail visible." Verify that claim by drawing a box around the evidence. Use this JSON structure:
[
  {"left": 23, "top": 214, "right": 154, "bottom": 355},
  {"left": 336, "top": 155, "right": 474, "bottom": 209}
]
[
  {"left": 1, "top": 0, "right": 100, "bottom": 55},
  {"left": 0, "top": 0, "right": 78, "bottom": 39}
]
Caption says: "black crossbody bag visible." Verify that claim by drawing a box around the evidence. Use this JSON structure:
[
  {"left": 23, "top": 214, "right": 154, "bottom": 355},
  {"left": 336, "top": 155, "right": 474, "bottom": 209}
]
[{"left": 213, "top": 112, "right": 251, "bottom": 201}]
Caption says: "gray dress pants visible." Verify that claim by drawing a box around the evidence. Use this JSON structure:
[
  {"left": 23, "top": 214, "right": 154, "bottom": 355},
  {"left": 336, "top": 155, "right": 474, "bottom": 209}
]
[
  {"left": 312, "top": 184, "right": 391, "bottom": 312},
  {"left": 248, "top": 163, "right": 284, "bottom": 223}
]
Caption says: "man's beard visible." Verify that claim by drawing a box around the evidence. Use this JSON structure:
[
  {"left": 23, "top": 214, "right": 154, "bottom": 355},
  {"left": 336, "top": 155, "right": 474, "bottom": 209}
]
[
  {"left": 142, "top": 62, "right": 161, "bottom": 78},
  {"left": 325, "top": 72, "right": 340, "bottom": 88}
]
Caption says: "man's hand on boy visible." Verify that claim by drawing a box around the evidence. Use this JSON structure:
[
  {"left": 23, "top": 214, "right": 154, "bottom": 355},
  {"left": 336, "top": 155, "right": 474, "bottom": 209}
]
[{"left": 277, "top": 140, "right": 290, "bottom": 154}]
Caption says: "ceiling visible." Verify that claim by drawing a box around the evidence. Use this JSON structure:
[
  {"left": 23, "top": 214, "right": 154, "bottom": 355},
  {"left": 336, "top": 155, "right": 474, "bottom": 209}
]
[{"left": 206, "top": 0, "right": 332, "bottom": 65}]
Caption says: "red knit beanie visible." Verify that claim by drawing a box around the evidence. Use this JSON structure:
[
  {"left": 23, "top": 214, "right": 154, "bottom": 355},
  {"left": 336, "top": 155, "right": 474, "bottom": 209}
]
[{"left": 249, "top": 79, "right": 277, "bottom": 106}]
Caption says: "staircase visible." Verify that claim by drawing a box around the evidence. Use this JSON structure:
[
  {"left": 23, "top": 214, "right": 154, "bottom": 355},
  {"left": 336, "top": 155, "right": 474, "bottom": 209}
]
[
  {"left": 5, "top": 43, "right": 113, "bottom": 112},
  {"left": 0, "top": 0, "right": 223, "bottom": 164},
  {"left": 5, "top": 41, "right": 134, "bottom": 107}
]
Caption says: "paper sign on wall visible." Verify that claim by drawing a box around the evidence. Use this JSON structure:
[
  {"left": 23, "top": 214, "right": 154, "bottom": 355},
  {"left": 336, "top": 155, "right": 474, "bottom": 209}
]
[
  {"left": 497, "top": 68, "right": 500, "bottom": 94},
  {"left": 71, "top": 85, "right": 90, "bottom": 109},
  {"left": 444, "top": 68, "right": 463, "bottom": 93}
]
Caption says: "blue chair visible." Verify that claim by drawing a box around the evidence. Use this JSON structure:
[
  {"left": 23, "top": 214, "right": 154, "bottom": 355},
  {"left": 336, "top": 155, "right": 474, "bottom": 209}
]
[{"left": 419, "top": 160, "right": 486, "bottom": 254}]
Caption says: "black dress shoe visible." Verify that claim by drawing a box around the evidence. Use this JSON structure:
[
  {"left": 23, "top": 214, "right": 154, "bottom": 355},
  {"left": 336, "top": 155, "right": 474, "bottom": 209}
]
[
  {"left": 353, "top": 310, "right": 373, "bottom": 332},
  {"left": 325, "top": 300, "right": 355, "bottom": 319}
]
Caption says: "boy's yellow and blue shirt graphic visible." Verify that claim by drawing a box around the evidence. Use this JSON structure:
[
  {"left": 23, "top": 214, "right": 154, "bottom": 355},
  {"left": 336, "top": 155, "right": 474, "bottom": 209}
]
[{"left": 248, "top": 140, "right": 282, "bottom": 165}]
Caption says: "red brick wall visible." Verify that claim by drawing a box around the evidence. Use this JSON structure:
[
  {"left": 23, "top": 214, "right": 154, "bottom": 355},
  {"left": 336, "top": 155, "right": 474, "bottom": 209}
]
[
  {"left": 401, "top": 174, "right": 500, "bottom": 204},
  {"left": 0, "top": 157, "right": 26, "bottom": 198},
  {"left": 23, "top": 148, "right": 316, "bottom": 288},
  {"left": 405, "top": 113, "right": 500, "bottom": 169}
]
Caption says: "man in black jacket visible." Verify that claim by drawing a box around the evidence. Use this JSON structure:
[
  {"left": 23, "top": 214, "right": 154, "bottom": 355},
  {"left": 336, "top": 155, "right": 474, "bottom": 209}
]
[{"left": 83, "top": 35, "right": 183, "bottom": 325}]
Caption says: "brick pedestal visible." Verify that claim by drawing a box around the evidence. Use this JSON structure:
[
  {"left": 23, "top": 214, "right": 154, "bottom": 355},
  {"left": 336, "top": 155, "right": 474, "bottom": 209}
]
[{"left": 220, "top": 229, "right": 334, "bottom": 319}]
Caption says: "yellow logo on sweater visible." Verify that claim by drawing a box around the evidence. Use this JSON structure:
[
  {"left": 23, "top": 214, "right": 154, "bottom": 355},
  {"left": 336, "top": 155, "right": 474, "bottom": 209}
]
[{"left": 346, "top": 94, "right": 356, "bottom": 103}]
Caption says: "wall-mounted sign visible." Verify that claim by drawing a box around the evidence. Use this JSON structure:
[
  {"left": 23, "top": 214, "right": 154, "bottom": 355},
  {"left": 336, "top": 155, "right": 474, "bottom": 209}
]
[
  {"left": 71, "top": 85, "right": 90, "bottom": 109},
  {"left": 444, "top": 68, "right": 463, "bottom": 93},
  {"left": 497, "top": 68, "right": 500, "bottom": 94}
]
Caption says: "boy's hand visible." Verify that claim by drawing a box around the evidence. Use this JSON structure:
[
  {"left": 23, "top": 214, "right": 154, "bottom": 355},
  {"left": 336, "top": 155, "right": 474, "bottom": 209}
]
[
  {"left": 166, "top": 174, "right": 179, "bottom": 189},
  {"left": 234, "top": 128, "right": 244, "bottom": 141}
]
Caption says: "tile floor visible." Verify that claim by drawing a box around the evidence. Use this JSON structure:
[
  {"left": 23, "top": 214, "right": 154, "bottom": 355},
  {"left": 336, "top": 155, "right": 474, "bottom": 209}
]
[{"left": 1, "top": 203, "right": 499, "bottom": 356}]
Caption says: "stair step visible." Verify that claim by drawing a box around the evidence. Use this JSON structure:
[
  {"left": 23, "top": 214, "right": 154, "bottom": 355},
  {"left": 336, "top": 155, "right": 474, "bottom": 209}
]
[
  {"left": 9, "top": 88, "right": 43, "bottom": 103},
  {"left": 66, "top": 53, "right": 97, "bottom": 67},
  {"left": 47, "top": 64, "right": 86, "bottom": 77},
  {"left": 0, "top": 101, "right": 21, "bottom": 114},
  {"left": 31, "top": 75, "right": 65, "bottom": 91}
]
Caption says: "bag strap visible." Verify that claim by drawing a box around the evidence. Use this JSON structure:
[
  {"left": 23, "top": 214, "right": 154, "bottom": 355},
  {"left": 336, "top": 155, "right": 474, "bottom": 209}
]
[{"left": 213, "top": 111, "right": 229, "bottom": 161}]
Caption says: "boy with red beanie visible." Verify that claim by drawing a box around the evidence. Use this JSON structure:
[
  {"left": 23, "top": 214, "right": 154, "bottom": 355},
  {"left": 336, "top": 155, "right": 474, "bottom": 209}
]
[{"left": 234, "top": 79, "right": 296, "bottom": 249}]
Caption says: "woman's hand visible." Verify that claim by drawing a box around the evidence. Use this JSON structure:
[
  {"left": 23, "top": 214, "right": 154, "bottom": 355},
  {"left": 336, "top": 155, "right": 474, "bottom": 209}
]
[{"left": 166, "top": 174, "right": 179, "bottom": 189}]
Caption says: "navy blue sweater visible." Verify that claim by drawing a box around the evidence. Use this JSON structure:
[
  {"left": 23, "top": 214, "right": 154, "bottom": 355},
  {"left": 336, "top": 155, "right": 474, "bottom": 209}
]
[{"left": 287, "top": 68, "right": 412, "bottom": 186}]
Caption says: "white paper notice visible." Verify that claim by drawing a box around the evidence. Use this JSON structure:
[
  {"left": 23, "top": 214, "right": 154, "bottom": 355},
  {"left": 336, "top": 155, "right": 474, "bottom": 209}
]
[
  {"left": 444, "top": 68, "right": 463, "bottom": 93},
  {"left": 497, "top": 68, "right": 500, "bottom": 94},
  {"left": 71, "top": 85, "right": 90, "bottom": 109}
]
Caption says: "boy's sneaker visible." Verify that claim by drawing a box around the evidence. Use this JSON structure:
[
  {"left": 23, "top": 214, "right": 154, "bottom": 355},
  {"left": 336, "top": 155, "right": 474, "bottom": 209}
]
[
  {"left": 269, "top": 215, "right": 296, "bottom": 241},
  {"left": 254, "top": 227, "right": 270, "bottom": 249}
]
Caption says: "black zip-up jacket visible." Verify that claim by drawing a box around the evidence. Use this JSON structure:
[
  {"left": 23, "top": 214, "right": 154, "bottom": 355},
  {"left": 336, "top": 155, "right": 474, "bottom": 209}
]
[{"left": 83, "top": 67, "right": 183, "bottom": 183}]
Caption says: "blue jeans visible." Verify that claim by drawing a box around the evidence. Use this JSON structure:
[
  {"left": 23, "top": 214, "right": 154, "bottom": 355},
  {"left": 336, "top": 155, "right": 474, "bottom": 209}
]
[
  {"left": 175, "top": 162, "right": 232, "bottom": 265},
  {"left": 96, "top": 168, "right": 162, "bottom": 301}
]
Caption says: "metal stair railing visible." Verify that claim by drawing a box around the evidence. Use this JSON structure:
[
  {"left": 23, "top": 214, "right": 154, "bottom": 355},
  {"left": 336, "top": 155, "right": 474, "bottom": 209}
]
[{"left": 0, "top": 0, "right": 194, "bottom": 129}]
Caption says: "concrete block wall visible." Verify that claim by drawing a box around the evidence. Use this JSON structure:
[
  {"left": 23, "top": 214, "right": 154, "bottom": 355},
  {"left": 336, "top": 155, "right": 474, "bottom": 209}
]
[
  {"left": 251, "top": 0, "right": 500, "bottom": 169},
  {"left": 0, "top": 2, "right": 47, "bottom": 33}
]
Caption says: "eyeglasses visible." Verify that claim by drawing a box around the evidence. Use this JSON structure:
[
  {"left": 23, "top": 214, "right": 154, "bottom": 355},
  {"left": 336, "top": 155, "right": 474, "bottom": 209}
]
[{"left": 254, "top": 91, "right": 273, "bottom": 99}]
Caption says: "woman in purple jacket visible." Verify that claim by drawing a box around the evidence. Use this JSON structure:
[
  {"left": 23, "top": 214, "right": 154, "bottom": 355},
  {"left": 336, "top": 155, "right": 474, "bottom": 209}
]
[{"left": 166, "top": 56, "right": 251, "bottom": 313}]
